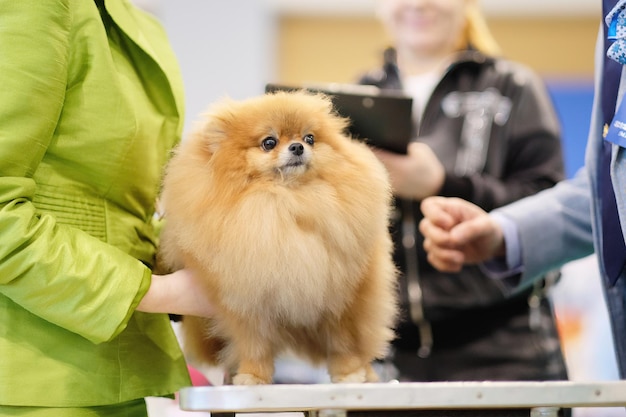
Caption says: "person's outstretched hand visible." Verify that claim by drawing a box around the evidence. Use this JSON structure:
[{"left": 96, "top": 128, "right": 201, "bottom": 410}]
[
  {"left": 419, "top": 196, "right": 506, "bottom": 272},
  {"left": 138, "top": 269, "right": 214, "bottom": 317}
]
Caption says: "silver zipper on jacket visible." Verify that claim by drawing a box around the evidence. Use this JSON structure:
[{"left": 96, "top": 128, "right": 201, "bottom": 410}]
[{"left": 401, "top": 199, "right": 433, "bottom": 358}]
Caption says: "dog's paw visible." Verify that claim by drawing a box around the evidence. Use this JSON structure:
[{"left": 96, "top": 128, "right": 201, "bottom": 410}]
[
  {"left": 330, "top": 367, "right": 367, "bottom": 383},
  {"left": 232, "top": 373, "right": 269, "bottom": 385},
  {"left": 365, "top": 365, "right": 380, "bottom": 382}
]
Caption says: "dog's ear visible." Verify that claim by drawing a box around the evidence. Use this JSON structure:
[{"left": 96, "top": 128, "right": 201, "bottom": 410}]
[
  {"left": 197, "top": 116, "right": 227, "bottom": 155},
  {"left": 193, "top": 98, "right": 239, "bottom": 155},
  {"left": 312, "top": 93, "right": 351, "bottom": 133}
]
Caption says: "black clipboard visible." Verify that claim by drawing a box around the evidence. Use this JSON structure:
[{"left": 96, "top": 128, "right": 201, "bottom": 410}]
[{"left": 265, "top": 83, "right": 413, "bottom": 154}]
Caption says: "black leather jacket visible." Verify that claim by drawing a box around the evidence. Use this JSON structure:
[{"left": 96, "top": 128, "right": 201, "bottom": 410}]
[{"left": 359, "top": 48, "right": 565, "bottom": 356}]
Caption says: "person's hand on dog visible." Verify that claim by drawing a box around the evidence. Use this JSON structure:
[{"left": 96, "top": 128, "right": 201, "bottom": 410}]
[
  {"left": 419, "top": 196, "right": 506, "bottom": 272},
  {"left": 138, "top": 269, "right": 215, "bottom": 317},
  {"left": 373, "top": 142, "right": 445, "bottom": 201}
]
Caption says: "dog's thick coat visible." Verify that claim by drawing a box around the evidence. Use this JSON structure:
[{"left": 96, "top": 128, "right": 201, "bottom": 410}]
[{"left": 159, "top": 91, "right": 398, "bottom": 384}]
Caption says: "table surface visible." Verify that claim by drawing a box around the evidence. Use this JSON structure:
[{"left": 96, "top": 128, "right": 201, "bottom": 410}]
[{"left": 178, "top": 380, "right": 626, "bottom": 413}]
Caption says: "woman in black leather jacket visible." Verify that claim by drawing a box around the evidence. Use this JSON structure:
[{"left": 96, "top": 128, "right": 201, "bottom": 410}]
[{"left": 360, "top": 0, "right": 569, "bottom": 384}]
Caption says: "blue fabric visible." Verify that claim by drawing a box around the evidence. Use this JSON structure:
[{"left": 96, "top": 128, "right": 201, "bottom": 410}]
[
  {"left": 605, "top": 274, "right": 626, "bottom": 377},
  {"left": 606, "top": 1, "right": 626, "bottom": 64},
  {"left": 600, "top": 0, "right": 626, "bottom": 286}
]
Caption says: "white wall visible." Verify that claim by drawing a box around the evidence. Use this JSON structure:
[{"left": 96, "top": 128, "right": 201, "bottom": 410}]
[{"left": 153, "top": 1, "right": 277, "bottom": 136}]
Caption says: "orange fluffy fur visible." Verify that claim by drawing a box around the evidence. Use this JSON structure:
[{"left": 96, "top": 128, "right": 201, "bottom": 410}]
[{"left": 158, "top": 91, "right": 398, "bottom": 385}]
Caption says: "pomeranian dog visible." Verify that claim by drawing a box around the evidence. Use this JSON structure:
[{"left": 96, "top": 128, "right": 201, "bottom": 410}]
[{"left": 158, "top": 90, "right": 398, "bottom": 385}]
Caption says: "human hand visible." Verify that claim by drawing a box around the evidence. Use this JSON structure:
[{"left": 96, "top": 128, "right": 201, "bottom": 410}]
[
  {"left": 137, "top": 269, "right": 215, "bottom": 317},
  {"left": 419, "top": 196, "right": 506, "bottom": 272},
  {"left": 372, "top": 142, "right": 444, "bottom": 200}
]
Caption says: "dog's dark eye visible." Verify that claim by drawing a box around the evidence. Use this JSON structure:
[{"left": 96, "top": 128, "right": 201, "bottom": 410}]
[
  {"left": 261, "top": 137, "right": 277, "bottom": 151},
  {"left": 303, "top": 134, "right": 314, "bottom": 146}
]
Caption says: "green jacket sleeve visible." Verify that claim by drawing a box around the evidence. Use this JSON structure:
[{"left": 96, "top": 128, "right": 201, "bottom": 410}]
[{"left": 0, "top": 0, "right": 151, "bottom": 344}]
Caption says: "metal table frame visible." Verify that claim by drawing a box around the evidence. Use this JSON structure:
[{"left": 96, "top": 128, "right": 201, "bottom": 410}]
[{"left": 178, "top": 380, "right": 626, "bottom": 416}]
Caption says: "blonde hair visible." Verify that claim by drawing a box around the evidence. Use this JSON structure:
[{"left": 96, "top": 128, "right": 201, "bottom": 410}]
[
  {"left": 463, "top": 0, "right": 501, "bottom": 56},
  {"left": 377, "top": 0, "right": 502, "bottom": 57}
]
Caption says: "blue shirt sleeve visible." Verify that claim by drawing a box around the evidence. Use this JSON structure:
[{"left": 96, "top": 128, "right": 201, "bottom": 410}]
[{"left": 479, "top": 212, "right": 524, "bottom": 283}]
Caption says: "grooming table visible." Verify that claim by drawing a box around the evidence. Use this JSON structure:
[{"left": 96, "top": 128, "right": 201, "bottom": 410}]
[{"left": 178, "top": 380, "right": 626, "bottom": 417}]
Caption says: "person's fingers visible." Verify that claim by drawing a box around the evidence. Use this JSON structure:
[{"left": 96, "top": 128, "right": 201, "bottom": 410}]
[
  {"left": 450, "top": 214, "right": 499, "bottom": 246},
  {"left": 422, "top": 241, "right": 465, "bottom": 272},
  {"left": 407, "top": 141, "right": 429, "bottom": 155},
  {"left": 422, "top": 196, "right": 494, "bottom": 245},
  {"left": 450, "top": 217, "right": 489, "bottom": 244},
  {"left": 420, "top": 196, "right": 457, "bottom": 231},
  {"left": 421, "top": 216, "right": 466, "bottom": 272},
  {"left": 419, "top": 217, "right": 451, "bottom": 247}
]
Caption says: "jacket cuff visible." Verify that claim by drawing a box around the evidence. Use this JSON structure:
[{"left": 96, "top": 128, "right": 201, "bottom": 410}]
[
  {"left": 108, "top": 267, "right": 152, "bottom": 341},
  {"left": 438, "top": 172, "right": 473, "bottom": 200}
]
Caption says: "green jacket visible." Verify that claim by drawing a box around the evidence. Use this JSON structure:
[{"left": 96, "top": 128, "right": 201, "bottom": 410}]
[{"left": 0, "top": 0, "right": 191, "bottom": 406}]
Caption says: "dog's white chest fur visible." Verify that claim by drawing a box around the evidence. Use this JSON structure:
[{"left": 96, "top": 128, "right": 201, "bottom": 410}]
[{"left": 211, "top": 187, "right": 363, "bottom": 325}]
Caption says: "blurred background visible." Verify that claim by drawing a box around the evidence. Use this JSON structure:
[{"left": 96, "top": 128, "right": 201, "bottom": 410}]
[
  {"left": 133, "top": 2, "right": 623, "bottom": 416},
  {"left": 135, "top": 0, "right": 598, "bottom": 158}
]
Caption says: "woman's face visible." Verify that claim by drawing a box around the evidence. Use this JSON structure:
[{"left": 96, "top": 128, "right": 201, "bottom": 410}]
[{"left": 378, "top": 0, "right": 468, "bottom": 56}]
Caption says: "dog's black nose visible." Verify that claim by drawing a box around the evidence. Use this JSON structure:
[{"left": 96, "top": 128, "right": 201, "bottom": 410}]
[{"left": 289, "top": 143, "right": 304, "bottom": 156}]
